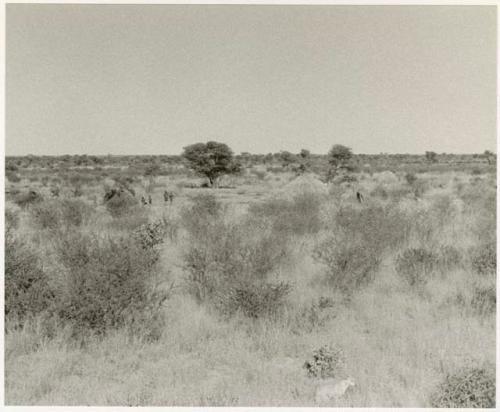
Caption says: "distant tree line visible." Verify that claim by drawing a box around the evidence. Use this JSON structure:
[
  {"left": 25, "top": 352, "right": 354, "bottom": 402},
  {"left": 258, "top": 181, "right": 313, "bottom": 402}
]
[{"left": 6, "top": 145, "right": 495, "bottom": 181}]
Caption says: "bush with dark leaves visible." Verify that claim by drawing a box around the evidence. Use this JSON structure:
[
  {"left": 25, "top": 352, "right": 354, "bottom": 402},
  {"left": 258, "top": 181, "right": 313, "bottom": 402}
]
[
  {"left": 52, "top": 231, "right": 168, "bottom": 337},
  {"left": 219, "top": 280, "right": 292, "bottom": 319},
  {"left": 5, "top": 233, "right": 55, "bottom": 326},
  {"left": 470, "top": 242, "right": 496, "bottom": 276},
  {"left": 430, "top": 364, "right": 495, "bottom": 408},
  {"left": 304, "top": 344, "right": 346, "bottom": 379}
]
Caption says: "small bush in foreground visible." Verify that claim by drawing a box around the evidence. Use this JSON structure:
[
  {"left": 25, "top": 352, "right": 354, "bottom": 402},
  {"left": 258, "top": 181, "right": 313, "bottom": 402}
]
[
  {"left": 5, "top": 234, "right": 55, "bottom": 326},
  {"left": 470, "top": 242, "right": 496, "bottom": 275},
  {"left": 182, "top": 197, "right": 291, "bottom": 317},
  {"left": 430, "top": 364, "right": 495, "bottom": 408},
  {"left": 183, "top": 218, "right": 290, "bottom": 313},
  {"left": 53, "top": 231, "right": 168, "bottom": 337},
  {"left": 133, "top": 221, "right": 167, "bottom": 250},
  {"left": 471, "top": 285, "right": 496, "bottom": 316},
  {"left": 304, "top": 344, "right": 346, "bottom": 379}
]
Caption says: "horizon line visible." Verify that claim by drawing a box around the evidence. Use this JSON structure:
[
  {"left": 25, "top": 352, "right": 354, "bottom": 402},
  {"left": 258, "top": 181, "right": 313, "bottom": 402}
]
[{"left": 5, "top": 151, "right": 496, "bottom": 157}]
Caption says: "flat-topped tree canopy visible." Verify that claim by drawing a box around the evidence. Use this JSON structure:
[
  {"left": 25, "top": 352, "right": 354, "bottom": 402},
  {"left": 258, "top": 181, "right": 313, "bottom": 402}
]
[{"left": 182, "top": 141, "right": 240, "bottom": 187}]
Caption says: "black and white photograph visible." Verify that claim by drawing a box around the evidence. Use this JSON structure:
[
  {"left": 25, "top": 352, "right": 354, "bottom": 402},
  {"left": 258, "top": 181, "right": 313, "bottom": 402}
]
[{"left": 3, "top": 2, "right": 497, "bottom": 408}]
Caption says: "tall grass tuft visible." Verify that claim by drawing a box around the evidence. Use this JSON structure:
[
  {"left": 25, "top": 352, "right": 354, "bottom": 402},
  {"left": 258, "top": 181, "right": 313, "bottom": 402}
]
[
  {"left": 248, "top": 192, "right": 323, "bottom": 236},
  {"left": 395, "top": 247, "right": 439, "bottom": 287}
]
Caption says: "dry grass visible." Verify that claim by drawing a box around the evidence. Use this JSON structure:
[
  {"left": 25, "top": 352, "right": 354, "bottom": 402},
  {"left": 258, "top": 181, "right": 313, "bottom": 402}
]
[{"left": 4, "top": 167, "right": 496, "bottom": 406}]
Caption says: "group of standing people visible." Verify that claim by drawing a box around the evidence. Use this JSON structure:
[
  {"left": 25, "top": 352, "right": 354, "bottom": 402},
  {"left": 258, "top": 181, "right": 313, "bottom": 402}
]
[{"left": 141, "top": 190, "right": 175, "bottom": 206}]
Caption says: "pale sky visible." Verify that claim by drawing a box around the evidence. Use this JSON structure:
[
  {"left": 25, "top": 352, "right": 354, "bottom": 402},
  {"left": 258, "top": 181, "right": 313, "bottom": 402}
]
[{"left": 6, "top": 5, "right": 497, "bottom": 156}]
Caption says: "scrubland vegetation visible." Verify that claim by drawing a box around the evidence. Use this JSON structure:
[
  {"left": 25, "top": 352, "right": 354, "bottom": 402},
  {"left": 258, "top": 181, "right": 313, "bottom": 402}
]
[{"left": 4, "top": 151, "right": 496, "bottom": 407}]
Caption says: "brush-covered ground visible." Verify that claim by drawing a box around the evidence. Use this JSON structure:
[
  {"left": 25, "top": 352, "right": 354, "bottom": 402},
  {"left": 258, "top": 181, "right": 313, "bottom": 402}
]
[{"left": 4, "top": 165, "right": 496, "bottom": 407}]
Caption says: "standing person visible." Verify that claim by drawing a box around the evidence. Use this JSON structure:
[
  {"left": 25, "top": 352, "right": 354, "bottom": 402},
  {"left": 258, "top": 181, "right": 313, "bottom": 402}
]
[{"left": 356, "top": 191, "right": 364, "bottom": 203}]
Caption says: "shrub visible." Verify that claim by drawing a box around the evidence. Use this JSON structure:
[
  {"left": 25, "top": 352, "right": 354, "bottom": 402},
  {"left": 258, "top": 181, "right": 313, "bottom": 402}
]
[
  {"left": 181, "top": 193, "right": 224, "bottom": 238},
  {"left": 315, "top": 204, "right": 410, "bottom": 293},
  {"left": 431, "top": 194, "right": 456, "bottom": 224},
  {"left": 430, "top": 364, "right": 495, "bottom": 408},
  {"left": 412, "top": 179, "right": 428, "bottom": 198},
  {"left": 250, "top": 169, "right": 267, "bottom": 180},
  {"left": 5, "top": 208, "right": 19, "bottom": 234},
  {"left": 6, "top": 161, "right": 19, "bottom": 172},
  {"left": 470, "top": 242, "right": 496, "bottom": 275},
  {"left": 41, "top": 176, "right": 50, "bottom": 187},
  {"left": 5, "top": 234, "right": 55, "bottom": 326},
  {"left": 408, "top": 209, "right": 439, "bottom": 244},
  {"left": 304, "top": 344, "right": 346, "bottom": 379},
  {"left": 133, "top": 221, "right": 167, "bottom": 250},
  {"left": 6, "top": 172, "right": 21, "bottom": 183},
  {"left": 334, "top": 173, "right": 358, "bottom": 184},
  {"left": 437, "top": 244, "right": 463, "bottom": 272},
  {"left": 72, "top": 184, "right": 83, "bottom": 197},
  {"left": 29, "top": 199, "right": 94, "bottom": 231},
  {"left": 471, "top": 285, "right": 496, "bottom": 316},
  {"left": 293, "top": 297, "right": 337, "bottom": 333},
  {"left": 405, "top": 172, "right": 417, "bottom": 185},
  {"left": 248, "top": 192, "right": 323, "bottom": 236},
  {"left": 218, "top": 280, "right": 292, "bottom": 319},
  {"left": 314, "top": 236, "right": 381, "bottom": 293},
  {"left": 395, "top": 248, "right": 439, "bottom": 286},
  {"left": 13, "top": 190, "right": 43, "bottom": 208},
  {"left": 266, "top": 166, "right": 285, "bottom": 174},
  {"left": 29, "top": 201, "right": 61, "bottom": 230},
  {"left": 335, "top": 203, "right": 410, "bottom": 249},
  {"left": 184, "top": 219, "right": 289, "bottom": 304},
  {"left": 50, "top": 186, "right": 60, "bottom": 197},
  {"left": 59, "top": 199, "right": 94, "bottom": 227},
  {"left": 182, "top": 203, "right": 291, "bottom": 317},
  {"left": 52, "top": 232, "right": 168, "bottom": 336}
]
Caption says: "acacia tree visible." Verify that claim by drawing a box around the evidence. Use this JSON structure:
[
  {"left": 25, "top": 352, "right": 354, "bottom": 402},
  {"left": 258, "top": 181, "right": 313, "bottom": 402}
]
[
  {"left": 425, "top": 151, "right": 438, "bottom": 163},
  {"left": 327, "top": 144, "right": 353, "bottom": 180},
  {"left": 484, "top": 150, "right": 495, "bottom": 165},
  {"left": 299, "top": 149, "right": 311, "bottom": 159},
  {"left": 296, "top": 149, "right": 311, "bottom": 174},
  {"left": 278, "top": 151, "right": 297, "bottom": 169},
  {"left": 182, "top": 141, "right": 240, "bottom": 187}
]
